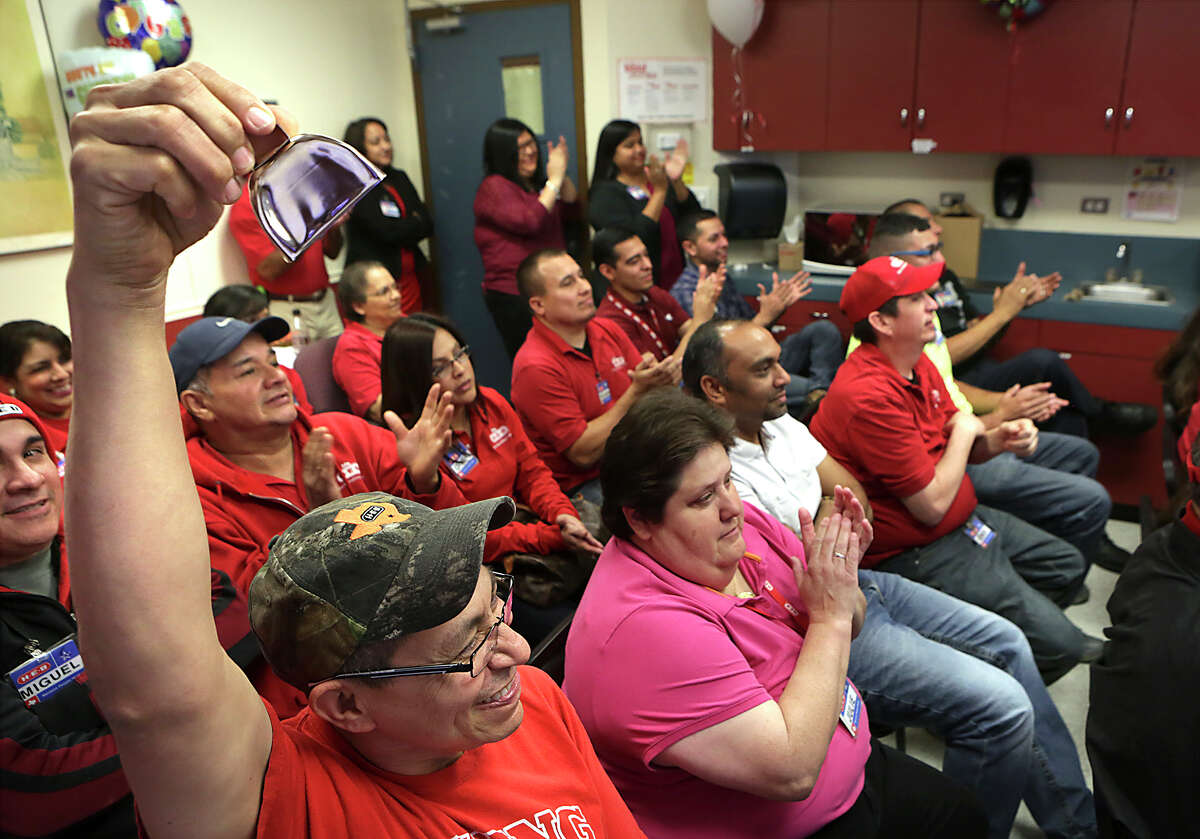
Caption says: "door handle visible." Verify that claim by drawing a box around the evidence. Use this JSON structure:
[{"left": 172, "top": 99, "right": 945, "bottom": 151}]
[
  {"left": 900, "top": 107, "right": 909, "bottom": 126},
  {"left": 916, "top": 107, "right": 926, "bottom": 128},
  {"left": 809, "top": 311, "right": 829, "bottom": 319},
  {"left": 1104, "top": 107, "right": 1114, "bottom": 127},
  {"left": 1124, "top": 106, "right": 1135, "bottom": 126}
]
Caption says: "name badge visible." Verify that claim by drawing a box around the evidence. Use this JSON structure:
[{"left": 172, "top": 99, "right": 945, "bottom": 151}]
[
  {"left": 442, "top": 440, "right": 479, "bottom": 478},
  {"left": 379, "top": 198, "right": 401, "bottom": 218},
  {"left": 596, "top": 379, "right": 612, "bottom": 405},
  {"left": 838, "top": 679, "right": 862, "bottom": 737},
  {"left": 963, "top": 513, "right": 996, "bottom": 549},
  {"left": 7, "top": 635, "right": 85, "bottom": 709}
]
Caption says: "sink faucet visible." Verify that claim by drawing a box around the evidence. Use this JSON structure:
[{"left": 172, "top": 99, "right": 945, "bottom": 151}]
[{"left": 1115, "top": 241, "right": 1131, "bottom": 282}]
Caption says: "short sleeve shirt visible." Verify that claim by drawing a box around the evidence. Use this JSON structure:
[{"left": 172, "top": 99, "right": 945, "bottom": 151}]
[
  {"left": 729, "top": 414, "right": 827, "bottom": 535},
  {"left": 810, "top": 343, "right": 977, "bottom": 562},
  {"left": 510, "top": 317, "right": 642, "bottom": 488},
  {"left": 596, "top": 286, "right": 689, "bottom": 360},
  {"left": 564, "top": 504, "right": 869, "bottom": 838},
  {"left": 228, "top": 188, "right": 331, "bottom": 297}
]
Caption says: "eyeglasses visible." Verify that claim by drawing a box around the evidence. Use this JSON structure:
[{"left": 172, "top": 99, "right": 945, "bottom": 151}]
[
  {"left": 889, "top": 242, "right": 944, "bottom": 258},
  {"left": 431, "top": 345, "right": 471, "bottom": 379},
  {"left": 327, "top": 571, "right": 515, "bottom": 684},
  {"left": 517, "top": 138, "right": 538, "bottom": 153},
  {"left": 248, "top": 127, "right": 383, "bottom": 262}
]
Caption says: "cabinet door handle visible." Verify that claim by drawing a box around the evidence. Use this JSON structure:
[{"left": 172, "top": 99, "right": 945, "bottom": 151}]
[
  {"left": 900, "top": 107, "right": 909, "bottom": 126},
  {"left": 809, "top": 311, "right": 829, "bottom": 319},
  {"left": 1124, "top": 106, "right": 1135, "bottom": 126},
  {"left": 1104, "top": 107, "right": 1114, "bottom": 127},
  {"left": 916, "top": 107, "right": 926, "bottom": 128},
  {"left": 1058, "top": 351, "right": 1072, "bottom": 360}
]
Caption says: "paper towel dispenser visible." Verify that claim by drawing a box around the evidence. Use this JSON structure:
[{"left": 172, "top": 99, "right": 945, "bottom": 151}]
[{"left": 714, "top": 162, "right": 787, "bottom": 239}]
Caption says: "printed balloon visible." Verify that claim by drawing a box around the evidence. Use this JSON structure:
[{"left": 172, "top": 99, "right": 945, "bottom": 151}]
[{"left": 97, "top": 0, "right": 192, "bottom": 69}]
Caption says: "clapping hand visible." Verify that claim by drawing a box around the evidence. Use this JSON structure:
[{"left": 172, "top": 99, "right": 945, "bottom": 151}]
[
  {"left": 663, "top": 138, "right": 690, "bottom": 181},
  {"left": 384, "top": 383, "right": 455, "bottom": 494}
]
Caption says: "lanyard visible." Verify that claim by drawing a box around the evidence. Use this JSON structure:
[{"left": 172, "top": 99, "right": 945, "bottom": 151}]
[
  {"left": 603, "top": 289, "right": 668, "bottom": 358},
  {"left": 722, "top": 551, "right": 810, "bottom": 635}
]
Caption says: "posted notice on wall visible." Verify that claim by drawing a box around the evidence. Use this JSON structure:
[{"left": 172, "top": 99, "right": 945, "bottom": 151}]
[
  {"left": 1124, "top": 158, "right": 1182, "bottom": 223},
  {"left": 618, "top": 58, "right": 707, "bottom": 124}
]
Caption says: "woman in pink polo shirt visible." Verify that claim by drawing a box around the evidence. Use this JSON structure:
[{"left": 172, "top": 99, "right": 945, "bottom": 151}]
[
  {"left": 380, "top": 313, "right": 603, "bottom": 647},
  {"left": 562, "top": 389, "right": 985, "bottom": 838}
]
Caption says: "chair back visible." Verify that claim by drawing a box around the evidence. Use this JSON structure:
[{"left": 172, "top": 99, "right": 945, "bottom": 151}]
[
  {"left": 293, "top": 336, "right": 352, "bottom": 414},
  {"left": 528, "top": 610, "right": 574, "bottom": 686}
]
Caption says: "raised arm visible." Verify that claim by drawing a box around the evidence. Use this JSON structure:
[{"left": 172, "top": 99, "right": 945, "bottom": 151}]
[{"left": 64, "top": 65, "right": 279, "bottom": 839}]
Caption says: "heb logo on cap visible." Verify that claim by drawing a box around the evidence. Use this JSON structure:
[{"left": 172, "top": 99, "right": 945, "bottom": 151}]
[
  {"left": 0, "top": 404, "right": 24, "bottom": 417},
  {"left": 334, "top": 501, "right": 412, "bottom": 540}
]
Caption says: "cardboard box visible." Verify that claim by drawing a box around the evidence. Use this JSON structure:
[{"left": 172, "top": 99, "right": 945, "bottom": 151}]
[
  {"left": 777, "top": 240, "right": 804, "bottom": 271},
  {"left": 936, "top": 203, "right": 983, "bottom": 280}
]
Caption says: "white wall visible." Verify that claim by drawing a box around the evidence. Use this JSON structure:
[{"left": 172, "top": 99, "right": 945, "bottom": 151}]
[{"left": 5, "top": 0, "right": 1196, "bottom": 332}]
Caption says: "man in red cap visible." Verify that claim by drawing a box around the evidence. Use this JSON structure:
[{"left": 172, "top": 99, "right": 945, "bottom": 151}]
[{"left": 810, "top": 256, "right": 1101, "bottom": 684}]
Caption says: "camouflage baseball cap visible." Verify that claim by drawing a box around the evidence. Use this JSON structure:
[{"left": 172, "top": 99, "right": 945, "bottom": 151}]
[{"left": 248, "top": 491, "right": 515, "bottom": 689}]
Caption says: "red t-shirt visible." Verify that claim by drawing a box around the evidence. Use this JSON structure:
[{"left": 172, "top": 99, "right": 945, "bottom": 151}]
[
  {"left": 595, "top": 286, "right": 689, "bottom": 361},
  {"left": 809, "top": 344, "right": 977, "bottom": 563},
  {"left": 228, "top": 188, "right": 331, "bottom": 297},
  {"left": 448, "top": 386, "right": 578, "bottom": 561},
  {"left": 37, "top": 412, "right": 70, "bottom": 456},
  {"left": 511, "top": 318, "right": 642, "bottom": 489},
  {"left": 257, "top": 666, "right": 646, "bottom": 838},
  {"left": 331, "top": 321, "right": 384, "bottom": 417}
]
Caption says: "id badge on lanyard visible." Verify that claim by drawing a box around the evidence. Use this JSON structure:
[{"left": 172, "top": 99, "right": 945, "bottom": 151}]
[
  {"left": 596, "top": 379, "right": 613, "bottom": 405},
  {"left": 7, "top": 634, "right": 85, "bottom": 709},
  {"left": 443, "top": 439, "right": 480, "bottom": 478}
]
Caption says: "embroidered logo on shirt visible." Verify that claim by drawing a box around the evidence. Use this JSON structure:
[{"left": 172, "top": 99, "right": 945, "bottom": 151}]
[
  {"left": 334, "top": 501, "right": 411, "bottom": 539},
  {"left": 610, "top": 355, "right": 627, "bottom": 370},
  {"left": 338, "top": 460, "right": 363, "bottom": 483},
  {"left": 489, "top": 425, "right": 512, "bottom": 447}
]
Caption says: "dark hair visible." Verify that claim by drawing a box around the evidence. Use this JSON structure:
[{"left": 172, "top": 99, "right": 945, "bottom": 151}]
[
  {"left": 1156, "top": 304, "right": 1200, "bottom": 420},
  {"left": 516, "top": 248, "right": 568, "bottom": 299},
  {"left": 0, "top": 320, "right": 71, "bottom": 379},
  {"left": 851, "top": 297, "right": 901, "bottom": 345},
  {"left": 681, "top": 319, "right": 734, "bottom": 397},
  {"left": 343, "top": 117, "right": 389, "bottom": 162},
  {"left": 866, "top": 213, "right": 931, "bottom": 259},
  {"left": 882, "top": 198, "right": 929, "bottom": 216},
  {"left": 338, "top": 261, "right": 387, "bottom": 324},
  {"left": 380, "top": 313, "right": 470, "bottom": 426},
  {"left": 600, "top": 388, "right": 735, "bottom": 540},
  {"left": 482, "top": 118, "right": 544, "bottom": 190},
  {"left": 591, "top": 119, "right": 640, "bottom": 184},
  {"left": 592, "top": 226, "right": 640, "bottom": 269},
  {"left": 677, "top": 209, "right": 719, "bottom": 244},
  {"left": 202, "top": 284, "right": 269, "bottom": 321}
]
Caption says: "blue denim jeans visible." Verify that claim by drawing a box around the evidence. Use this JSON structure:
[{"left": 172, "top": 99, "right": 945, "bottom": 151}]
[
  {"left": 850, "top": 570, "right": 1097, "bottom": 839},
  {"left": 780, "top": 318, "right": 844, "bottom": 402},
  {"left": 967, "top": 431, "right": 1110, "bottom": 562}
]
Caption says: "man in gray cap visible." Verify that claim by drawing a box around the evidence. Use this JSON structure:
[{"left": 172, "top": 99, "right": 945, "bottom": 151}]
[
  {"left": 61, "top": 65, "right": 644, "bottom": 838},
  {"left": 170, "top": 313, "right": 467, "bottom": 596}
]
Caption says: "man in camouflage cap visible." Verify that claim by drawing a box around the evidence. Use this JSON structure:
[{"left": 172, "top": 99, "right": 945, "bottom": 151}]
[{"left": 61, "top": 65, "right": 645, "bottom": 838}]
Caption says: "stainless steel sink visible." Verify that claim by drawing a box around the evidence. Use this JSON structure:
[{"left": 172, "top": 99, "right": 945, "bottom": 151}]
[{"left": 1078, "top": 281, "right": 1174, "bottom": 306}]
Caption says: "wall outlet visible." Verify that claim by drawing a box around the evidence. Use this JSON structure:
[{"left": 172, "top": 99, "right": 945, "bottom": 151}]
[
  {"left": 939, "top": 192, "right": 965, "bottom": 207},
  {"left": 1081, "top": 197, "right": 1110, "bottom": 214}
]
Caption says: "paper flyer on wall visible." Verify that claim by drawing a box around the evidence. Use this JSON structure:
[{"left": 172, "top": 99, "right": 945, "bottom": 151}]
[
  {"left": 1123, "top": 158, "right": 1182, "bottom": 223},
  {"left": 618, "top": 58, "right": 707, "bottom": 124}
]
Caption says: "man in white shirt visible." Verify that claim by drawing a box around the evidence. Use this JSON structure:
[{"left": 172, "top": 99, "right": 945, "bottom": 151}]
[{"left": 681, "top": 319, "right": 1096, "bottom": 839}]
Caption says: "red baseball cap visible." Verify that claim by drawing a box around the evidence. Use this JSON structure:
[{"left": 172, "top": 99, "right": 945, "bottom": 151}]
[
  {"left": 0, "top": 394, "right": 56, "bottom": 454},
  {"left": 839, "top": 256, "right": 946, "bottom": 323}
]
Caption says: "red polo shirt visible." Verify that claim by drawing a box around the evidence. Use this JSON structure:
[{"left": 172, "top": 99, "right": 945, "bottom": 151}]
[
  {"left": 332, "top": 321, "right": 384, "bottom": 417},
  {"left": 596, "top": 286, "right": 689, "bottom": 361},
  {"left": 448, "top": 386, "right": 579, "bottom": 561},
  {"left": 511, "top": 317, "right": 642, "bottom": 489},
  {"left": 228, "top": 188, "right": 331, "bottom": 297},
  {"left": 809, "top": 343, "right": 977, "bottom": 564}
]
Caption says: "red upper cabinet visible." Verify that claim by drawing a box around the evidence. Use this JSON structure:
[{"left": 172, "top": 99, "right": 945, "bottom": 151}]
[
  {"left": 712, "top": 0, "right": 830, "bottom": 151},
  {"left": 1004, "top": 0, "right": 1133, "bottom": 155},
  {"left": 1116, "top": 0, "right": 1200, "bottom": 156},
  {"left": 826, "top": 0, "right": 919, "bottom": 151},
  {"left": 913, "top": 0, "right": 1013, "bottom": 152}
]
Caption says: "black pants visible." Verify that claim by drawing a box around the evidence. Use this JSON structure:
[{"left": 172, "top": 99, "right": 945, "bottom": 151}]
[
  {"left": 957, "top": 347, "right": 1100, "bottom": 438},
  {"left": 484, "top": 289, "right": 533, "bottom": 359},
  {"left": 810, "top": 740, "right": 988, "bottom": 839}
]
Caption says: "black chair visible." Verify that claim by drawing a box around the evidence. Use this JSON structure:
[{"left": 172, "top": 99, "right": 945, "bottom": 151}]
[{"left": 528, "top": 611, "right": 574, "bottom": 686}]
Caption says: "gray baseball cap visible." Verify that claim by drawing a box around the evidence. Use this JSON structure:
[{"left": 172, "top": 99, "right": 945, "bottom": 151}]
[{"left": 248, "top": 492, "right": 515, "bottom": 690}]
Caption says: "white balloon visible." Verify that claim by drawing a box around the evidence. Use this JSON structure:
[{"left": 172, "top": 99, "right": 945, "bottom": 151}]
[{"left": 707, "top": 0, "right": 765, "bottom": 49}]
